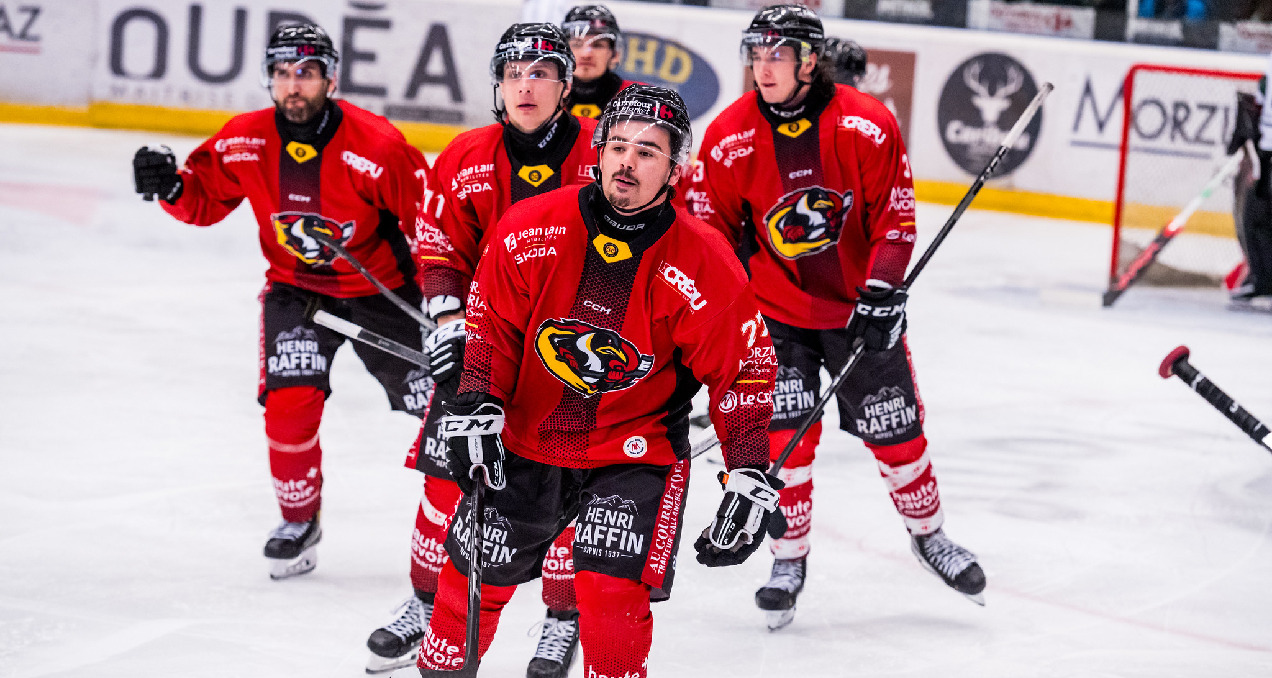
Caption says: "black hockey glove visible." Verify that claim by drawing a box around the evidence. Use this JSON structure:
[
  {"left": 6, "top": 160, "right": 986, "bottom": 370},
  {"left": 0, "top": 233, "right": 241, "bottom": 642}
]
[
  {"left": 133, "top": 145, "right": 184, "bottom": 204},
  {"left": 424, "top": 317, "right": 466, "bottom": 387},
  {"left": 694, "top": 467, "right": 785, "bottom": 567},
  {"left": 846, "top": 282, "right": 908, "bottom": 352},
  {"left": 439, "top": 392, "right": 507, "bottom": 494}
]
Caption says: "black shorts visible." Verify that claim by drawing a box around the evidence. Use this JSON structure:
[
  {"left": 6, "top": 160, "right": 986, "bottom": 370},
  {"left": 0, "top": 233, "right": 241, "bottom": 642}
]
[
  {"left": 444, "top": 452, "right": 691, "bottom": 598},
  {"left": 258, "top": 281, "right": 433, "bottom": 418},
  {"left": 766, "top": 316, "right": 924, "bottom": 446}
]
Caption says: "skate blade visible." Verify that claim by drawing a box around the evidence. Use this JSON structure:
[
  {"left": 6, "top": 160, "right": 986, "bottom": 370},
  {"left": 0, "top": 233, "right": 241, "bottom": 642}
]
[
  {"left": 765, "top": 608, "right": 795, "bottom": 631},
  {"left": 268, "top": 547, "right": 317, "bottom": 580},
  {"left": 963, "top": 591, "right": 986, "bottom": 606},
  {"left": 366, "top": 647, "right": 419, "bottom": 675}
]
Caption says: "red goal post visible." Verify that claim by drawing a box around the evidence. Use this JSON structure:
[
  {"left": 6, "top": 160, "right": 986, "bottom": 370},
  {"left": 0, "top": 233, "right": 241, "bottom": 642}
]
[{"left": 1110, "top": 64, "right": 1262, "bottom": 289}]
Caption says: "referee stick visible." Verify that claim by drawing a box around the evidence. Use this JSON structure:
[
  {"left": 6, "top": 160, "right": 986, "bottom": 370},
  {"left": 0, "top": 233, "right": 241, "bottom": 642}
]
[
  {"left": 693, "top": 83, "right": 1055, "bottom": 480},
  {"left": 1159, "top": 345, "right": 1272, "bottom": 454},
  {"left": 1103, "top": 151, "right": 1244, "bottom": 307}
]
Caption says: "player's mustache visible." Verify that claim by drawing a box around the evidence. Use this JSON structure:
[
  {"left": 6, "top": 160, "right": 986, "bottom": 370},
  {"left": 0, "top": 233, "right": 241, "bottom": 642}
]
[{"left": 611, "top": 168, "right": 637, "bottom": 184}]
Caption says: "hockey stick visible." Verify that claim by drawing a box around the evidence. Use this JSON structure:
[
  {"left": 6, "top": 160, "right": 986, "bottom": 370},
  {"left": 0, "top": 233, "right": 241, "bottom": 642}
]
[
  {"left": 461, "top": 478, "right": 486, "bottom": 675},
  {"left": 303, "top": 225, "right": 437, "bottom": 331},
  {"left": 690, "top": 83, "right": 1055, "bottom": 479},
  {"left": 1103, "top": 150, "right": 1244, "bottom": 307},
  {"left": 1159, "top": 345, "right": 1272, "bottom": 454},
  {"left": 310, "top": 309, "right": 432, "bottom": 370}
]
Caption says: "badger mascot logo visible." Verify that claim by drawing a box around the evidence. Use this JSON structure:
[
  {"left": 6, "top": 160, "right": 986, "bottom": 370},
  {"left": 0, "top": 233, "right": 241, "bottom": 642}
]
[
  {"left": 272, "top": 212, "right": 356, "bottom": 265},
  {"left": 762, "top": 187, "right": 851, "bottom": 259},
  {"left": 535, "top": 319, "right": 654, "bottom": 397}
]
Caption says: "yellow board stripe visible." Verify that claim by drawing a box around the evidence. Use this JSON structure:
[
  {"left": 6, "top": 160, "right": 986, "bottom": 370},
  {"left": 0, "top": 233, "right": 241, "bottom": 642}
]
[{"left": 0, "top": 101, "right": 466, "bottom": 153}]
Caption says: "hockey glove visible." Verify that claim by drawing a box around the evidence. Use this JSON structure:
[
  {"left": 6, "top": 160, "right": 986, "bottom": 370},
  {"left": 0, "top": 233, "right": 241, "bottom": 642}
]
[
  {"left": 424, "top": 317, "right": 466, "bottom": 387},
  {"left": 133, "top": 145, "right": 183, "bottom": 204},
  {"left": 439, "top": 392, "right": 507, "bottom": 494},
  {"left": 694, "top": 467, "right": 785, "bottom": 567},
  {"left": 846, "top": 282, "right": 907, "bottom": 352}
]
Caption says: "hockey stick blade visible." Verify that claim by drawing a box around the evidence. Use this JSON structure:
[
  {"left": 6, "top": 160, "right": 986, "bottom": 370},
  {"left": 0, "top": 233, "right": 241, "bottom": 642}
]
[
  {"left": 312, "top": 309, "right": 431, "bottom": 370},
  {"left": 1160, "top": 345, "right": 1272, "bottom": 454},
  {"left": 1104, "top": 151, "right": 1244, "bottom": 307},
  {"left": 303, "top": 225, "right": 437, "bottom": 330}
]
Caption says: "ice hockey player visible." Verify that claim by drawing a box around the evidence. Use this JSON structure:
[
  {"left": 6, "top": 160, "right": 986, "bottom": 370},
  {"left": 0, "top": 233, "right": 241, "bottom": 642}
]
[
  {"left": 1227, "top": 73, "right": 1272, "bottom": 303},
  {"left": 694, "top": 4, "right": 986, "bottom": 630},
  {"left": 416, "top": 84, "right": 780, "bottom": 678},
  {"left": 131, "top": 23, "right": 434, "bottom": 581},
  {"left": 363, "top": 23, "right": 598, "bottom": 677},
  {"left": 561, "top": 5, "right": 640, "bottom": 119},
  {"left": 823, "top": 37, "right": 867, "bottom": 88}
]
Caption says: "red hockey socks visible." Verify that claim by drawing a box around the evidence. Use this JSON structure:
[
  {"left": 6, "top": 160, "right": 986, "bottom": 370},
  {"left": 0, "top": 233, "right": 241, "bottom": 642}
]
[
  {"left": 869, "top": 434, "right": 944, "bottom": 535},
  {"left": 768, "top": 425, "right": 819, "bottom": 559},
  {"left": 417, "top": 560, "right": 516, "bottom": 671},
  {"left": 263, "top": 386, "right": 324, "bottom": 523},
  {"left": 575, "top": 571, "right": 652, "bottom": 678},
  {"left": 541, "top": 524, "right": 577, "bottom": 611},
  {"left": 410, "top": 476, "right": 462, "bottom": 594}
]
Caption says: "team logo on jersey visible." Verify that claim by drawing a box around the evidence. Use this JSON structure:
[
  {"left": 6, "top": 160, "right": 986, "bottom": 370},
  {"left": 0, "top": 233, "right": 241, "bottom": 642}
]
[
  {"left": 272, "top": 212, "right": 355, "bottom": 265},
  {"left": 285, "top": 141, "right": 318, "bottom": 164},
  {"left": 571, "top": 103, "right": 602, "bottom": 119},
  {"left": 535, "top": 318, "right": 654, "bottom": 397},
  {"left": 776, "top": 118, "right": 812, "bottom": 138},
  {"left": 762, "top": 187, "right": 851, "bottom": 259},
  {"left": 592, "top": 234, "right": 633, "bottom": 263},
  {"left": 518, "top": 164, "right": 555, "bottom": 188}
]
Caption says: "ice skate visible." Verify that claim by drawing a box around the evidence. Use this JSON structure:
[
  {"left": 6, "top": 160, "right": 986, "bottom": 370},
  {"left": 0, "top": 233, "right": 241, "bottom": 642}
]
[
  {"left": 755, "top": 557, "right": 805, "bottom": 631},
  {"left": 526, "top": 609, "right": 580, "bottom": 678},
  {"left": 365, "top": 593, "right": 432, "bottom": 674},
  {"left": 910, "top": 528, "right": 986, "bottom": 605},
  {"left": 263, "top": 516, "right": 321, "bottom": 580}
]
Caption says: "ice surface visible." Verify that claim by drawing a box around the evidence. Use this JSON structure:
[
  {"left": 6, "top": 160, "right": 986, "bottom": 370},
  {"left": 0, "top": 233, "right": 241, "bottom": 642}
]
[{"left": 2, "top": 123, "right": 1271, "bottom": 678}]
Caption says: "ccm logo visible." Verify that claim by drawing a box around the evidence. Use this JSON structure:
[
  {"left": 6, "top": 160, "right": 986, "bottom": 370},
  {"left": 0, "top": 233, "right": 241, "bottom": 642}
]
[
  {"left": 657, "top": 262, "right": 706, "bottom": 311},
  {"left": 788, "top": 168, "right": 813, "bottom": 180},
  {"left": 439, "top": 416, "right": 501, "bottom": 435}
]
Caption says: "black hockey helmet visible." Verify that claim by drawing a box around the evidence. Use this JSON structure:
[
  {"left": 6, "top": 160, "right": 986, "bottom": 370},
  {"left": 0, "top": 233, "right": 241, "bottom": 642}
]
[
  {"left": 562, "top": 5, "right": 623, "bottom": 50},
  {"left": 592, "top": 83, "right": 693, "bottom": 167},
  {"left": 740, "top": 4, "right": 825, "bottom": 65},
  {"left": 261, "top": 23, "right": 338, "bottom": 86},
  {"left": 824, "top": 37, "right": 867, "bottom": 87},
  {"left": 490, "top": 23, "right": 576, "bottom": 85}
]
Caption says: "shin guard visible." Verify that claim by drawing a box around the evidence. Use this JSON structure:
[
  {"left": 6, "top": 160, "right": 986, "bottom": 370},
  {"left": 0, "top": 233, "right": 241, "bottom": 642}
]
[
  {"left": 264, "top": 386, "right": 324, "bottom": 523},
  {"left": 541, "top": 524, "right": 577, "bottom": 612},
  {"left": 575, "top": 571, "right": 652, "bottom": 678},
  {"left": 768, "top": 426, "right": 819, "bottom": 559},
  {"left": 417, "top": 560, "right": 515, "bottom": 672},
  {"left": 410, "top": 476, "right": 462, "bottom": 595},
  {"left": 870, "top": 435, "right": 944, "bottom": 535}
]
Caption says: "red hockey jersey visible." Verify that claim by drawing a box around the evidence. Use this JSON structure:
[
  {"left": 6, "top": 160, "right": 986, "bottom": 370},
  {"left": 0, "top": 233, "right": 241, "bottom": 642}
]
[
  {"left": 460, "top": 184, "right": 776, "bottom": 470},
  {"left": 417, "top": 116, "right": 599, "bottom": 303},
  {"left": 163, "top": 100, "right": 431, "bottom": 298},
  {"left": 697, "top": 84, "right": 916, "bottom": 330}
]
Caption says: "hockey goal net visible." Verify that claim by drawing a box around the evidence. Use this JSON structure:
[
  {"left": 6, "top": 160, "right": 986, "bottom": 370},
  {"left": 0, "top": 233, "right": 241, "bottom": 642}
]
[{"left": 1111, "top": 64, "right": 1261, "bottom": 289}]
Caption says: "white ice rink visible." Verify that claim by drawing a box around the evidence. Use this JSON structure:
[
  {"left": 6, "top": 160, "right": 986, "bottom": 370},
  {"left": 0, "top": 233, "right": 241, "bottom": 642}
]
[{"left": 3, "top": 122, "right": 1272, "bottom": 678}]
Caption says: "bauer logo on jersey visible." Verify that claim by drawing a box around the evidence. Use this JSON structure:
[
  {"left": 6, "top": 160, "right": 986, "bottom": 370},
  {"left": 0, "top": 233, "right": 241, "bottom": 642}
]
[
  {"left": 535, "top": 319, "right": 654, "bottom": 397},
  {"left": 272, "top": 212, "right": 355, "bottom": 266},
  {"left": 763, "top": 187, "right": 852, "bottom": 259}
]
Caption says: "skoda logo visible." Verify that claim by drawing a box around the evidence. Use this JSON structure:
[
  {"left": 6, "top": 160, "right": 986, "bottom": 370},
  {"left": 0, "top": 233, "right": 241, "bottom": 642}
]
[{"left": 937, "top": 52, "right": 1042, "bottom": 177}]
